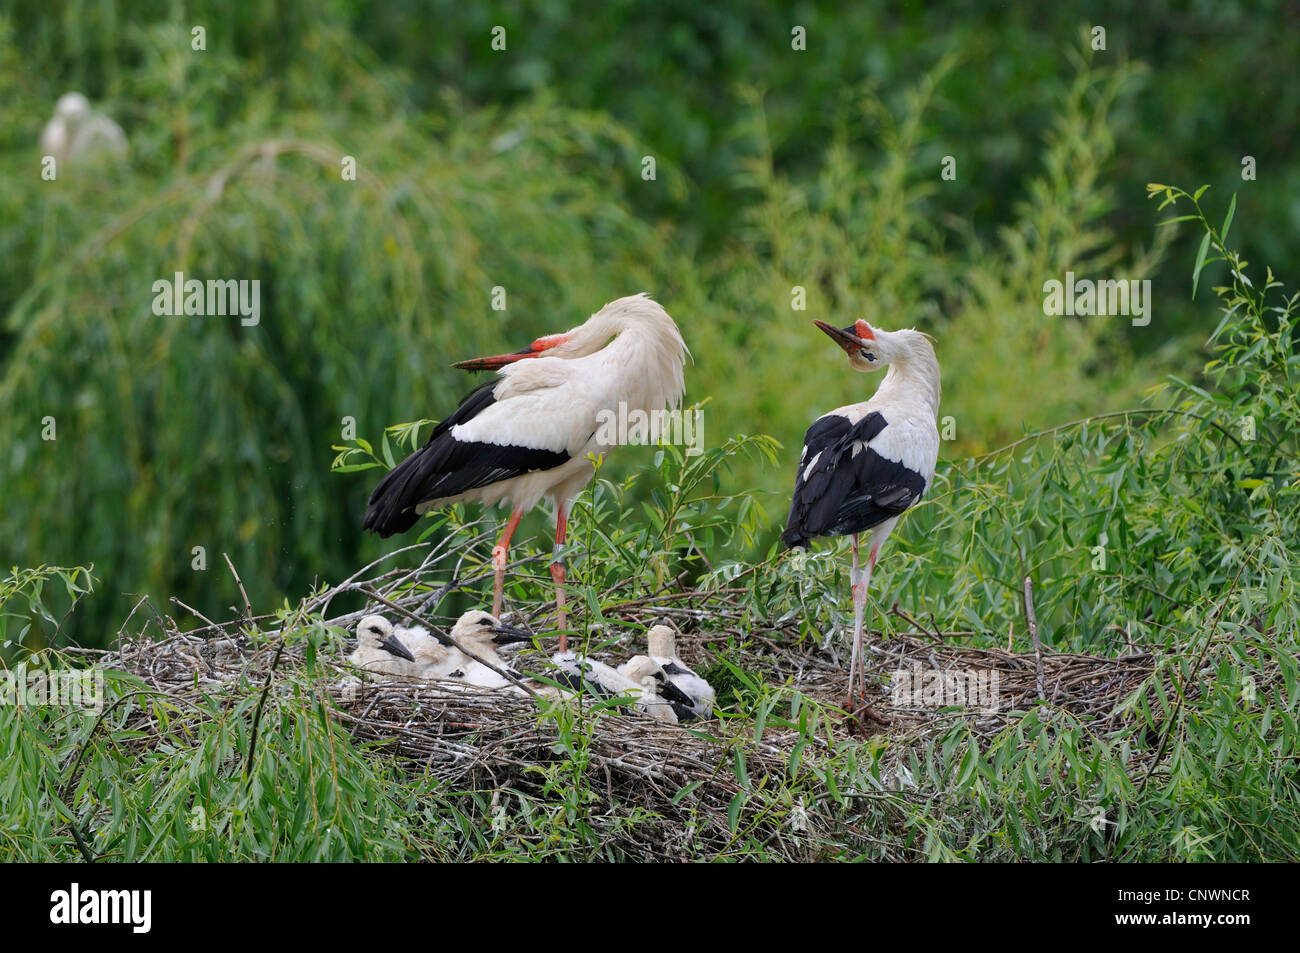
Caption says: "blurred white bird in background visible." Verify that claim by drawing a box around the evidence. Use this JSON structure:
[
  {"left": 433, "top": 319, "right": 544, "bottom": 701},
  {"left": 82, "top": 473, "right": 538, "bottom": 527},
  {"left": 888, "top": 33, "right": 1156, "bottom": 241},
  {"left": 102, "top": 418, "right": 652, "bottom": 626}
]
[{"left": 40, "top": 92, "right": 128, "bottom": 166}]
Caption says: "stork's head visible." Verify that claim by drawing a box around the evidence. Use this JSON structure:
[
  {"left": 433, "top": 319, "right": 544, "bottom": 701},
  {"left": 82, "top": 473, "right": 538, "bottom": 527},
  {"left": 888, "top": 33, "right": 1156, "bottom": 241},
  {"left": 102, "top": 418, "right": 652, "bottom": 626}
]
[
  {"left": 355, "top": 614, "right": 415, "bottom": 662},
  {"left": 815, "top": 319, "right": 942, "bottom": 411},
  {"left": 449, "top": 610, "right": 534, "bottom": 651},
  {"left": 620, "top": 656, "right": 664, "bottom": 685},
  {"left": 620, "top": 656, "right": 695, "bottom": 707},
  {"left": 453, "top": 294, "right": 686, "bottom": 372},
  {"left": 54, "top": 92, "right": 91, "bottom": 120},
  {"left": 646, "top": 624, "right": 679, "bottom": 658},
  {"left": 816, "top": 319, "right": 897, "bottom": 373},
  {"left": 452, "top": 330, "right": 576, "bottom": 370}
]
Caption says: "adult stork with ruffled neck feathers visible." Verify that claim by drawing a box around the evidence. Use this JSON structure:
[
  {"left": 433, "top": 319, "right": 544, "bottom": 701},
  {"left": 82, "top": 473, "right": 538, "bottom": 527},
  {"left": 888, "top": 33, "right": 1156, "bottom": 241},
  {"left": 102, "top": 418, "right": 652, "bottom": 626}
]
[
  {"left": 364, "top": 294, "right": 687, "bottom": 650},
  {"left": 782, "top": 319, "right": 941, "bottom": 720}
]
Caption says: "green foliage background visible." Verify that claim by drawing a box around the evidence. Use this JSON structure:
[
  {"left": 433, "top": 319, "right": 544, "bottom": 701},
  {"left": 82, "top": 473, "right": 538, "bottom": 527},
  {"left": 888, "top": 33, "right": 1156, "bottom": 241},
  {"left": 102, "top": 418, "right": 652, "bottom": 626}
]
[
  {"left": 2, "top": 0, "right": 1297, "bottom": 647},
  {"left": 2, "top": 1, "right": 1299, "bottom": 863}
]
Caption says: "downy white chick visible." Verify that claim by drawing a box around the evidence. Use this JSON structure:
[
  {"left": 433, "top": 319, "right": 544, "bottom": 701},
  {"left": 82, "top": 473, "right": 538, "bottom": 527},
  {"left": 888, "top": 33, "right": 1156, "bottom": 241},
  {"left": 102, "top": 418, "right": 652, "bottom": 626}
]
[
  {"left": 347, "top": 615, "right": 417, "bottom": 677},
  {"left": 645, "top": 625, "right": 714, "bottom": 721},
  {"left": 444, "top": 610, "right": 533, "bottom": 688},
  {"left": 545, "top": 651, "right": 694, "bottom": 720},
  {"left": 400, "top": 623, "right": 464, "bottom": 680},
  {"left": 617, "top": 655, "right": 689, "bottom": 724}
]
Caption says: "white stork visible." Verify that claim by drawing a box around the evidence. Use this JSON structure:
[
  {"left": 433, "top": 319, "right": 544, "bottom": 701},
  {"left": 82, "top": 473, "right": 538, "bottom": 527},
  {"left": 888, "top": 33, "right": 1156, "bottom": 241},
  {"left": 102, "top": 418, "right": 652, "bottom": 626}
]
[
  {"left": 441, "top": 609, "right": 533, "bottom": 687},
  {"left": 364, "top": 294, "right": 687, "bottom": 650},
  {"left": 543, "top": 651, "right": 694, "bottom": 719},
  {"left": 401, "top": 621, "right": 466, "bottom": 680},
  {"left": 782, "top": 319, "right": 940, "bottom": 717},
  {"left": 39, "top": 92, "right": 127, "bottom": 166},
  {"left": 347, "top": 615, "right": 418, "bottom": 676},
  {"left": 628, "top": 624, "right": 714, "bottom": 721},
  {"left": 616, "top": 656, "right": 689, "bottom": 724}
]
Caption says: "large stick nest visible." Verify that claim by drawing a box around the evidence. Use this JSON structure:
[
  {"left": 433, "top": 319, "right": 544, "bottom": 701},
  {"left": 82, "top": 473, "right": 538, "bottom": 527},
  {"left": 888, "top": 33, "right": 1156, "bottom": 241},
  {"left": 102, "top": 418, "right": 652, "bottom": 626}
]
[{"left": 75, "top": 540, "right": 1164, "bottom": 858}]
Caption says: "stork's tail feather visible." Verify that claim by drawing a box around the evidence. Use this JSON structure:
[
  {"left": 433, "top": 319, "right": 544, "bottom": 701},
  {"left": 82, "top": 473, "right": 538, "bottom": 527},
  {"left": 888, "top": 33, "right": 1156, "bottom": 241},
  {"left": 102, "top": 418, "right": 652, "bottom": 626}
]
[
  {"left": 780, "top": 527, "right": 812, "bottom": 550},
  {"left": 363, "top": 450, "right": 427, "bottom": 538}
]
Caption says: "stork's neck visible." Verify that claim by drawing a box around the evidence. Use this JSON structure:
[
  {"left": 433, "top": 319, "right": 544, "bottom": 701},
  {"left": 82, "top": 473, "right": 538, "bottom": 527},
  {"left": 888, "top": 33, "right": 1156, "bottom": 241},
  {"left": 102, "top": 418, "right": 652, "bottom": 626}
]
[
  {"left": 592, "top": 320, "right": 687, "bottom": 412},
  {"left": 875, "top": 342, "right": 941, "bottom": 418}
]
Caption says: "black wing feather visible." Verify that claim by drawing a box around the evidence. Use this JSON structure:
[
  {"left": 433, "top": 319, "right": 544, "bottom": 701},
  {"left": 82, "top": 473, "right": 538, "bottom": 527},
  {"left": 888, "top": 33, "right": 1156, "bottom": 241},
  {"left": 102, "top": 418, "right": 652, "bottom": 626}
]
[
  {"left": 781, "top": 410, "right": 926, "bottom": 548},
  {"left": 363, "top": 379, "right": 569, "bottom": 537}
]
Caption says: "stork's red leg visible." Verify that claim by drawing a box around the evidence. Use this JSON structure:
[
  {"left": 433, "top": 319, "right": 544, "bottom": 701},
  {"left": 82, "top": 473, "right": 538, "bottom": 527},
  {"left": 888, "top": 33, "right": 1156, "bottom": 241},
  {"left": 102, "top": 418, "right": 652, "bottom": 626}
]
[
  {"left": 846, "top": 534, "right": 864, "bottom": 711},
  {"left": 858, "top": 543, "right": 880, "bottom": 701},
  {"left": 492, "top": 508, "right": 525, "bottom": 618},
  {"left": 551, "top": 501, "right": 571, "bottom": 651},
  {"left": 847, "top": 537, "right": 886, "bottom": 725}
]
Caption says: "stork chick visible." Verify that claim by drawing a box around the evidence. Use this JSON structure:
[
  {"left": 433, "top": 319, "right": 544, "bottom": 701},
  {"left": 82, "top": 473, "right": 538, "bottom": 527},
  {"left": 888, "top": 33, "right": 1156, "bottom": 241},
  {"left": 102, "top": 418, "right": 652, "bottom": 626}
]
[
  {"left": 363, "top": 294, "right": 688, "bottom": 650},
  {"left": 544, "top": 651, "right": 693, "bottom": 720},
  {"left": 642, "top": 625, "right": 714, "bottom": 721},
  {"left": 616, "top": 655, "right": 690, "bottom": 724},
  {"left": 401, "top": 623, "right": 464, "bottom": 680},
  {"left": 443, "top": 609, "right": 533, "bottom": 688},
  {"left": 782, "top": 319, "right": 940, "bottom": 719},
  {"left": 347, "top": 615, "right": 417, "bottom": 677}
]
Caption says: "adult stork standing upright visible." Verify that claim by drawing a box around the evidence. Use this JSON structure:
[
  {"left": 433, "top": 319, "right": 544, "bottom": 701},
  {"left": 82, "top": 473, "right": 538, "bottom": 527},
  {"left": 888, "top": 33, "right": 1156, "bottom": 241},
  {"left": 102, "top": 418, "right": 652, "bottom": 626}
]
[
  {"left": 363, "top": 294, "right": 687, "bottom": 649},
  {"left": 782, "top": 319, "right": 940, "bottom": 716}
]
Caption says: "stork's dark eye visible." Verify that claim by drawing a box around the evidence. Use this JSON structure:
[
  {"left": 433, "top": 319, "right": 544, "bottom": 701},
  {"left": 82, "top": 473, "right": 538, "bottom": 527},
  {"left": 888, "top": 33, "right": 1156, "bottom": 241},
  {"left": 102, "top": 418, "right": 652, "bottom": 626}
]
[
  {"left": 860, "top": 349, "right": 877, "bottom": 361},
  {"left": 477, "top": 615, "right": 494, "bottom": 626}
]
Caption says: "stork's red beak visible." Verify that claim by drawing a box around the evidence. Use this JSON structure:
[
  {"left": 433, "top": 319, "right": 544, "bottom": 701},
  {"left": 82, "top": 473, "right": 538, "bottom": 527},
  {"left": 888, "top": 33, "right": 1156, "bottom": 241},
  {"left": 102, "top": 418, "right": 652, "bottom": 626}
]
[
  {"left": 453, "top": 333, "right": 569, "bottom": 370},
  {"left": 814, "top": 319, "right": 875, "bottom": 354}
]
